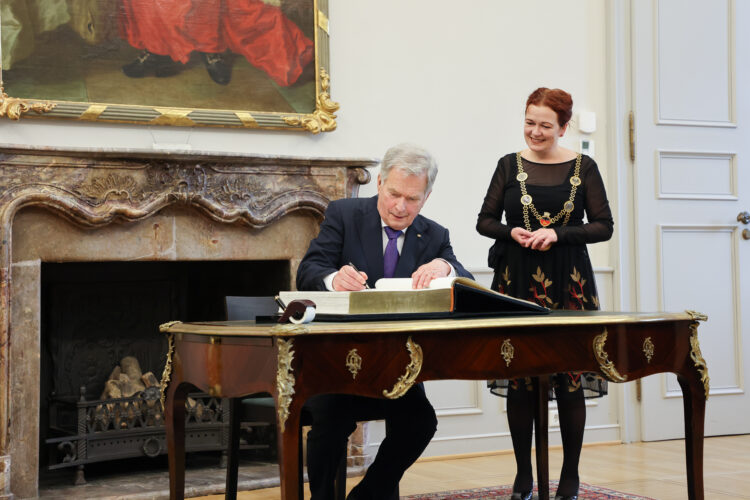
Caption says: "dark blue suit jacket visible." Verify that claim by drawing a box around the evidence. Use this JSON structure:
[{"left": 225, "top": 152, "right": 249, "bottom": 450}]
[{"left": 297, "top": 195, "right": 473, "bottom": 291}]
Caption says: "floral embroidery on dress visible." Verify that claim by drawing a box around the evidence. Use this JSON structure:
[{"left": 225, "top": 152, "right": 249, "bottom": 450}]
[
  {"left": 568, "top": 266, "right": 588, "bottom": 309},
  {"left": 530, "top": 266, "right": 555, "bottom": 307},
  {"left": 498, "top": 266, "right": 511, "bottom": 294}
]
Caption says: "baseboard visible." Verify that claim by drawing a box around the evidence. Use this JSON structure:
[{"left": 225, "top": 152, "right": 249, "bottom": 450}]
[{"left": 415, "top": 440, "right": 623, "bottom": 463}]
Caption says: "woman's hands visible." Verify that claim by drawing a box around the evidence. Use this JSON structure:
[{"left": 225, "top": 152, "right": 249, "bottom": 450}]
[{"left": 510, "top": 227, "right": 558, "bottom": 251}]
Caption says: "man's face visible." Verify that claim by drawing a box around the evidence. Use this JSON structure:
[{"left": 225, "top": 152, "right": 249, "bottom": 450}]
[{"left": 376, "top": 168, "right": 430, "bottom": 231}]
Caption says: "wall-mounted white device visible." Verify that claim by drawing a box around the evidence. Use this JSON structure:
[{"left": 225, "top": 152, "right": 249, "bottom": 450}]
[{"left": 578, "top": 111, "right": 596, "bottom": 133}]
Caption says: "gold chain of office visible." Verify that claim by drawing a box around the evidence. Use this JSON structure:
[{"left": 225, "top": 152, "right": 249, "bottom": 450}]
[{"left": 516, "top": 152, "right": 582, "bottom": 231}]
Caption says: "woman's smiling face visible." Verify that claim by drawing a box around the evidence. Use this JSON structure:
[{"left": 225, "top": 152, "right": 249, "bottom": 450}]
[{"left": 523, "top": 104, "right": 567, "bottom": 154}]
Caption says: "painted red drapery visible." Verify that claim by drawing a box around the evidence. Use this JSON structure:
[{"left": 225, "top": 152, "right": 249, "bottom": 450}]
[{"left": 119, "top": 0, "right": 314, "bottom": 86}]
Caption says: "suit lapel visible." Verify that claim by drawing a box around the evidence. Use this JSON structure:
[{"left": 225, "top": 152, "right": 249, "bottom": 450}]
[{"left": 360, "top": 197, "right": 384, "bottom": 284}]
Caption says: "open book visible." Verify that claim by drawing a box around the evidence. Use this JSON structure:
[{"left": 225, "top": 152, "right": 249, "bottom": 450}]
[{"left": 278, "top": 277, "right": 548, "bottom": 317}]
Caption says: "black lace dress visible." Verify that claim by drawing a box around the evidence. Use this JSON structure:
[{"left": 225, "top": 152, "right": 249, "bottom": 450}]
[{"left": 476, "top": 152, "right": 614, "bottom": 399}]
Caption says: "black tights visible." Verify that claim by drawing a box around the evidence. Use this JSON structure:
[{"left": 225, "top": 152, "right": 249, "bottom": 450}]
[{"left": 506, "top": 380, "right": 586, "bottom": 497}]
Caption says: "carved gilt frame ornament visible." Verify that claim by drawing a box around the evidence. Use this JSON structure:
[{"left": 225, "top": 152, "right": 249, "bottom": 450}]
[
  {"left": 593, "top": 327, "right": 627, "bottom": 382},
  {"left": 500, "top": 339, "right": 514, "bottom": 367},
  {"left": 383, "top": 336, "right": 423, "bottom": 399},
  {"left": 0, "top": 2, "right": 337, "bottom": 132},
  {"left": 346, "top": 349, "right": 362, "bottom": 379},
  {"left": 276, "top": 339, "right": 296, "bottom": 433},
  {"left": 642, "top": 337, "right": 655, "bottom": 363},
  {"left": 0, "top": 87, "right": 55, "bottom": 120}
]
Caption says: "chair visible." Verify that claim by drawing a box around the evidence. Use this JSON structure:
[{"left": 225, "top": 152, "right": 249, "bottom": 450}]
[{"left": 223, "top": 296, "right": 355, "bottom": 500}]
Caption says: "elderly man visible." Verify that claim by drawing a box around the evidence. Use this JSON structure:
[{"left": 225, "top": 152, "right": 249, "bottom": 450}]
[{"left": 297, "top": 143, "right": 473, "bottom": 500}]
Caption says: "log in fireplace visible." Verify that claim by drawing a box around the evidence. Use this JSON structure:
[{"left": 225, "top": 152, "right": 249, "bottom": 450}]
[{"left": 0, "top": 146, "right": 376, "bottom": 499}]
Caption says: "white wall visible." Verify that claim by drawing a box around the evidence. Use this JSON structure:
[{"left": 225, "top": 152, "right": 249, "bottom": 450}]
[
  {"left": 0, "top": 0, "right": 620, "bottom": 455},
  {"left": 0, "top": 0, "right": 613, "bottom": 272}
]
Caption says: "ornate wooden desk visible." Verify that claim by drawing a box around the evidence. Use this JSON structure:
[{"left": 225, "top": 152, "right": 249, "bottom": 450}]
[{"left": 160, "top": 310, "right": 709, "bottom": 500}]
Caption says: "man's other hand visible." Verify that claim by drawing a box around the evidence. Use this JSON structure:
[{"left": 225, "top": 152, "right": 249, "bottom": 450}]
[{"left": 411, "top": 259, "right": 450, "bottom": 289}]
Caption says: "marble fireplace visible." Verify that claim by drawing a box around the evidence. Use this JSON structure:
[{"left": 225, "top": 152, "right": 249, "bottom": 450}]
[{"left": 0, "top": 146, "right": 376, "bottom": 499}]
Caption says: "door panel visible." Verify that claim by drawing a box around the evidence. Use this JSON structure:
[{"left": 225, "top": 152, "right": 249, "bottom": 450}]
[{"left": 633, "top": 0, "right": 750, "bottom": 439}]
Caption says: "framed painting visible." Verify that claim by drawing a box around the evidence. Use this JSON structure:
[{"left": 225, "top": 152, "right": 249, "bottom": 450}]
[{"left": 0, "top": 0, "right": 337, "bottom": 132}]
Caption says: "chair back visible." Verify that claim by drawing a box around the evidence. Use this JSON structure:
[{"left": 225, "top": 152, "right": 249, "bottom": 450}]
[{"left": 224, "top": 296, "right": 278, "bottom": 321}]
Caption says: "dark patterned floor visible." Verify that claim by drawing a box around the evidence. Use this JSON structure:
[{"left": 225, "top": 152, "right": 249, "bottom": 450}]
[{"left": 38, "top": 452, "right": 282, "bottom": 500}]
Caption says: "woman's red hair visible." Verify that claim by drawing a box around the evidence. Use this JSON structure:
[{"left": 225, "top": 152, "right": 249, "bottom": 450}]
[{"left": 526, "top": 87, "right": 573, "bottom": 127}]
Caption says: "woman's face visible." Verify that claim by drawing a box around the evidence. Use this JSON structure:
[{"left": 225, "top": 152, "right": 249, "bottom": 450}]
[{"left": 524, "top": 104, "right": 567, "bottom": 154}]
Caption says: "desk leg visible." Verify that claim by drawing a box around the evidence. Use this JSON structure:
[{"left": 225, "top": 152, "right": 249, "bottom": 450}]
[
  {"left": 678, "top": 373, "right": 706, "bottom": 500},
  {"left": 225, "top": 398, "right": 241, "bottom": 500},
  {"left": 534, "top": 377, "right": 550, "bottom": 500},
  {"left": 278, "top": 407, "right": 303, "bottom": 500},
  {"left": 166, "top": 382, "right": 189, "bottom": 500}
]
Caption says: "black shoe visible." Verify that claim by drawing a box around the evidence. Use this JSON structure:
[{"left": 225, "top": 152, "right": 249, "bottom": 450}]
[
  {"left": 203, "top": 52, "right": 232, "bottom": 85},
  {"left": 122, "top": 50, "right": 180, "bottom": 78},
  {"left": 511, "top": 491, "right": 533, "bottom": 500},
  {"left": 554, "top": 496, "right": 578, "bottom": 500}
]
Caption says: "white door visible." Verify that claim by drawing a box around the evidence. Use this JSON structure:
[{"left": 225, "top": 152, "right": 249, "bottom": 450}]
[{"left": 632, "top": 0, "right": 750, "bottom": 439}]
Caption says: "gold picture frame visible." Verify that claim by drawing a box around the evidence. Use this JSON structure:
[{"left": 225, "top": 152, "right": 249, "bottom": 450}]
[{"left": 0, "top": 0, "right": 337, "bottom": 133}]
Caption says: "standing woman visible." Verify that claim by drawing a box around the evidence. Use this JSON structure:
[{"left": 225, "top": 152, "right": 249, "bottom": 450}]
[{"left": 476, "top": 88, "right": 614, "bottom": 500}]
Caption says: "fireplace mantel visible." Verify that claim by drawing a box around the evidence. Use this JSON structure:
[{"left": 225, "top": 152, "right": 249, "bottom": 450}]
[{"left": 0, "top": 146, "right": 377, "bottom": 499}]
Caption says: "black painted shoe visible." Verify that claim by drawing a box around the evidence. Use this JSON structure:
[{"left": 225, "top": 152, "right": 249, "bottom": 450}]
[
  {"left": 510, "top": 491, "right": 533, "bottom": 500},
  {"left": 122, "top": 50, "right": 180, "bottom": 78},
  {"left": 554, "top": 494, "right": 578, "bottom": 500},
  {"left": 203, "top": 52, "right": 232, "bottom": 85}
]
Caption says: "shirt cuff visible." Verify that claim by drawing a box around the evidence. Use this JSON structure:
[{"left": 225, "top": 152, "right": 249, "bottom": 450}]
[{"left": 323, "top": 271, "right": 337, "bottom": 291}]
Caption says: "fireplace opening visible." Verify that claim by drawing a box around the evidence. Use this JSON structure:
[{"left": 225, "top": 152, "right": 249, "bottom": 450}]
[{"left": 38, "top": 260, "right": 289, "bottom": 486}]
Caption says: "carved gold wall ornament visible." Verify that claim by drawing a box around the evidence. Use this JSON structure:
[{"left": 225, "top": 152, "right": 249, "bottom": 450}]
[
  {"left": 346, "top": 349, "right": 362, "bottom": 379},
  {"left": 500, "top": 339, "right": 514, "bottom": 366},
  {"left": 159, "top": 333, "right": 175, "bottom": 408},
  {"left": 383, "top": 336, "right": 423, "bottom": 399},
  {"left": 643, "top": 337, "right": 655, "bottom": 363},
  {"left": 689, "top": 322, "right": 710, "bottom": 400},
  {"left": 593, "top": 327, "right": 627, "bottom": 382},
  {"left": 276, "top": 338, "right": 296, "bottom": 432},
  {"left": 0, "top": 87, "right": 56, "bottom": 120},
  {"left": 283, "top": 68, "right": 339, "bottom": 134}
]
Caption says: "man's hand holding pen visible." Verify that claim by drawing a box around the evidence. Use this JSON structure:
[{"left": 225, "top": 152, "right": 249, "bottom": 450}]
[{"left": 332, "top": 262, "right": 370, "bottom": 291}]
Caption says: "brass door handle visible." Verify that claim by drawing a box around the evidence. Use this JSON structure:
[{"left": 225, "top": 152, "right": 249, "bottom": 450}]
[
  {"left": 738, "top": 211, "right": 750, "bottom": 224},
  {"left": 743, "top": 229, "right": 750, "bottom": 240}
]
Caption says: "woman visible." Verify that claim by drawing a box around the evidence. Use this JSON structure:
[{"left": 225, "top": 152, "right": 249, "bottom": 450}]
[{"left": 476, "top": 87, "right": 614, "bottom": 500}]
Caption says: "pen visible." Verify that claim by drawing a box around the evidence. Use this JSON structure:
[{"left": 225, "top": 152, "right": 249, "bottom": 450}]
[
  {"left": 274, "top": 295, "right": 287, "bottom": 310},
  {"left": 347, "top": 262, "right": 370, "bottom": 289}
]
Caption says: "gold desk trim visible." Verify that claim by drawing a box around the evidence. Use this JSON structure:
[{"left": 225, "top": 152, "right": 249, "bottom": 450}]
[
  {"left": 346, "top": 349, "right": 362, "bottom": 379},
  {"left": 160, "top": 333, "right": 175, "bottom": 408},
  {"left": 160, "top": 312, "right": 695, "bottom": 337},
  {"left": 686, "top": 311, "right": 710, "bottom": 400},
  {"left": 383, "top": 336, "right": 422, "bottom": 399},
  {"left": 643, "top": 337, "right": 655, "bottom": 363},
  {"left": 500, "top": 339, "right": 514, "bottom": 367},
  {"left": 276, "top": 339, "right": 296, "bottom": 432},
  {"left": 593, "top": 327, "right": 627, "bottom": 382}
]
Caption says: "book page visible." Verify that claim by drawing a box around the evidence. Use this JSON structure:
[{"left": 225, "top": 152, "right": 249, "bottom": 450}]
[{"left": 373, "top": 276, "right": 455, "bottom": 291}]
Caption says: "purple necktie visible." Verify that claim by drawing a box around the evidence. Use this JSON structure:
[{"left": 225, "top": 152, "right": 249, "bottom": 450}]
[{"left": 383, "top": 227, "right": 403, "bottom": 278}]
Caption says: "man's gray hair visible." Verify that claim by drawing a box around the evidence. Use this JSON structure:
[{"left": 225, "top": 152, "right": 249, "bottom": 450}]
[{"left": 380, "top": 143, "right": 438, "bottom": 194}]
